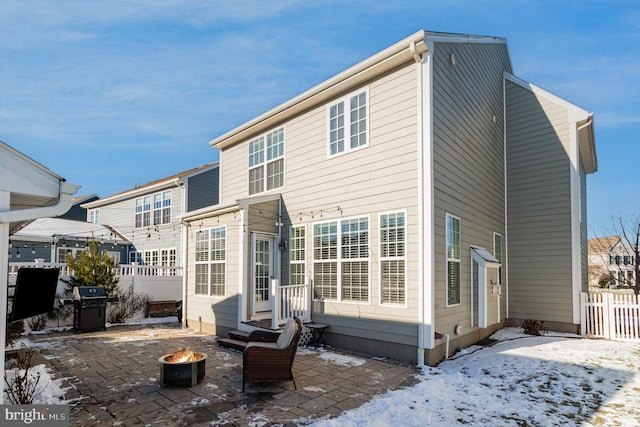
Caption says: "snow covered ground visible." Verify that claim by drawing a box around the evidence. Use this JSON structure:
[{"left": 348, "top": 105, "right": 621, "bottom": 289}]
[{"left": 5, "top": 321, "right": 640, "bottom": 426}]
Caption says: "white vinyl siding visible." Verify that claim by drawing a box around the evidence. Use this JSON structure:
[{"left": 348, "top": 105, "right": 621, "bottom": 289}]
[
  {"left": 380, "top": 212, "right": 406, "bottom": 305},
  {"left": 248, "top": 127, "right": 285, "bottom": 195},
  {"left": 290, "top": 225, "right": 306, "bottom": 286},
  {"left": 328, "top": 89, "right": 368, "bottom": 156},
  {"left": 446, "top": 214, "right": 461, "bottom": 306},
  {"left": 194, "top": 227, "right": 226, "bottom": 297},
  {"left": 313, "top": 217, "right": 369, "bottom": 302}
]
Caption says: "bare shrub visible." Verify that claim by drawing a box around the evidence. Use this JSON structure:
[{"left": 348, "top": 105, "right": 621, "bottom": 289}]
[{"left": 4, "top": 346, "right": 43, "bottom": 404}]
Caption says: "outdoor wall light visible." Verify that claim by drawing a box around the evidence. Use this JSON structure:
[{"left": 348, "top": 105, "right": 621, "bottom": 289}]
[{"left": 278, "top": 241, "right": 287, "bottom": 251}]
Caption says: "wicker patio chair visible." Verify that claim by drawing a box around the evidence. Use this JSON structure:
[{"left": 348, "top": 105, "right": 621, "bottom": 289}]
[{"left": 242, "top": 316, "right": 303, "bottom": 392}]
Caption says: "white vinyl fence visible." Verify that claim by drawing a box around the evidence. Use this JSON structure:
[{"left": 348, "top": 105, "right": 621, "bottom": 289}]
[{"left": 581, "top": 292, "right": 640, "bottom": 342}]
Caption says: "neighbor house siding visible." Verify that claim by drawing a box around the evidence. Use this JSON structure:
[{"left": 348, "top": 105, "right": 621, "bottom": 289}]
[
  {"left": 187, "top": 167, "right": 219, "bottom": 212},
  {"left": 505, "top": 79, "right": 574, "bottom": 324},
  {"left": 431, "top": 41, "right": 512, "bottom": 338}
]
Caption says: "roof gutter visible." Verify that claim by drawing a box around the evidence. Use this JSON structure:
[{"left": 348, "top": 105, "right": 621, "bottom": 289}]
[
  {"left": 210, "top": 31, "right": 429, "bottom": 150},
  {"left": 0, "top": 181, "right": 81, "bottom": 224}
]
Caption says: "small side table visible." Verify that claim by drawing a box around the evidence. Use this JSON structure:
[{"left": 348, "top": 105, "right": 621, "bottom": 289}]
[{"left": 306, "top": 323, "right": 329, "bottom": 347}]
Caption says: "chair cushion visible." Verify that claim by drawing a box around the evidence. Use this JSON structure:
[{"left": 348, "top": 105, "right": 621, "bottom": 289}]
[
  {"left": 276, "top": 318, "right": 298, "bottom": 349},
  {"left": 246, "top": 341, "right": 279, "bottom": 350}
]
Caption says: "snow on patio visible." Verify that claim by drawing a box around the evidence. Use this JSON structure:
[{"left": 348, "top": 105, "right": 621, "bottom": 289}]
[{"left": 4, "top": 320, "right": 640, "bottom": 426}]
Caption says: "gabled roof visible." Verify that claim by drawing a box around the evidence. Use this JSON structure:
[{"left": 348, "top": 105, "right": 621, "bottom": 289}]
[
  {"left": 82, "top": 162, "right": 218, "bottom": 208},
  {"left": 588, "top": 236, "right": 621, "bottom": 254},
  {"left": 209, "top": 30, "right": 508, "bottom": 150},
  {"left": 504, "top": 72, "right": 597, "bottom": 174}
]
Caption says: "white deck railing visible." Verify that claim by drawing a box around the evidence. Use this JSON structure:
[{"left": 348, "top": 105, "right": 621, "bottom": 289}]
[
  {"left": 271, "top": 280, "right": 312, "bottom": 329},
  {"left": 8, "top": 262, "right": 182, "bottom": 277},
  {"left": 581, "top": 292, "right": 640, "bottom": 342}
]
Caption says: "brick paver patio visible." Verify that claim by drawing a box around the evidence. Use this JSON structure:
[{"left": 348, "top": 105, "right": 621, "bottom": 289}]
[{"left": 25, "top": 323, "right": 419, "bottom": 426}]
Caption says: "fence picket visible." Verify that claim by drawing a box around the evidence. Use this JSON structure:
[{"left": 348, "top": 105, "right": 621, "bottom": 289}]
[{"left": 581, "top": 292, "right": 640, "bottom": 342}]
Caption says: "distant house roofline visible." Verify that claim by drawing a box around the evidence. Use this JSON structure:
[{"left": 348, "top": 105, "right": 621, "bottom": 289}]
[{"left": 82, "top": 162, "right": 219, "bottom": 208}]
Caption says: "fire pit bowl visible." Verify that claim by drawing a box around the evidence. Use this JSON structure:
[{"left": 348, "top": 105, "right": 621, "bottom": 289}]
[{"left": 159, "top": 350, "right": 207, "bottom": 387}]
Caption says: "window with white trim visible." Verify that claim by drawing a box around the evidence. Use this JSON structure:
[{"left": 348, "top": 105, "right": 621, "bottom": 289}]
[
  {"left": 313, "top": 217, "right": 369, "bottom": 302},
  {"left": 135, "top": 191, "right": 171, "bottom": 228},
  {"left": 248, "top": 127, "right": 285, "bottom": 195},
  {"left": 290, "top": 226, "right": 306, "bottom": 286},
  {"left": 89, "top": 209, "right": 100, "bottom": 224},
  {"left": 380, "top": 212, "right": 406, "bottom": 304},
  {"left": 328, "top": 89, "right": 368, "bottom": 156},
  {"left": 446, "top": 214, "right": 461, "bottom": 306},
  {"left": 144, "top": 249, "right": 159, "bottom": 266},
  {"left": 160, "top": 248, "right": 177, "bottom": 267},
  {"left": 494, "top": 232, "right": 502, "bottom": 285},
  {"left": 195, "top": 227, "right": 226, "bottom": 296}
]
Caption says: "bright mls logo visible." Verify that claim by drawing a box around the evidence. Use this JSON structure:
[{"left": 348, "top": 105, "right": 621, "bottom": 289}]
[{"left": 3, "top": 405, "right": 68, "bottom": 426}]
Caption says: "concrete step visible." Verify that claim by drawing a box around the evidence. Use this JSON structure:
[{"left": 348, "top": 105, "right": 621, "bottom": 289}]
[
  {"left": 228, "top": 330, "right": 250, "bottom": 342},
  {"left": 217, "top": 337, "right": 248, "bottom": 352}
]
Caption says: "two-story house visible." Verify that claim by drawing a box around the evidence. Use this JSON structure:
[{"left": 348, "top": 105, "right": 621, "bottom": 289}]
[
  {"left": 180, "top": 30, "right": 597, "bottom": 365},
  {"left": 588, "top": 236, "right": 635, "bottom": 289},
  {"left": 82, "top": 162, "right": 219, "bottom": 269}
]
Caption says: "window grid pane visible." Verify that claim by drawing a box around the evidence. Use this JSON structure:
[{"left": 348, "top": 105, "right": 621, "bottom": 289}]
[
  {"left": 342, "top": 261, "right": 368, "bottom": 301},
  {"left": 267, "top": 158, "right": 284, "bottom": 190},
  {"left": 447, "top": 215, "right": 461, "bottom": 305},
  {"left": 210, "top": 263, "right": 225, "bottom": 296},
  {"left": 314, "top": 261, "right": 337, "bottom": 299},
  {"left": 381, "top": 212, "right": 406, "bottom": 304},
  {"left": 249, "top": 167, "right": 264, "bottom": 195},
  {"left": 195, "top": 264, "right": 208, "bottom": 295},
  {"left": 349, "top": 92, "right": 367, "bottom": 149},
  {"left": 291, "top": 263, "right": 305, "bottom": 286},
  {"left": 382, "top": 260, "right": 405, "bottom": 304},
  {"left": 329, "top": 102, "right": 345, "bottom": 155},
  {"left": 341, "top": 218, "right": 368, "bottom": 259}
]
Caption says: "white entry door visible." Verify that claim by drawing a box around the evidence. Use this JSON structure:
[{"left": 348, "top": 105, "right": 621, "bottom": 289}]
[{"left": 252, "top": 234, "right": 274, "bottom": 315}]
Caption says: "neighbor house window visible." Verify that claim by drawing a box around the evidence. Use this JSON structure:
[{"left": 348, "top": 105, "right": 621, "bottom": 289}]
[
  {"left": 89, "top": 209, "right": 100, "bottom": 224},
  {"left": 195, "top": 227, "right": 226, "bottom": 296},
  {"left": 248, "top": 127, "right": 285, "bottom": 195},
  {"left": 135, "top": 191, "right": 171, "bottom": 228},
  {"left": 380, "top": 212, "right": 406, "bottom": 304},
  {"left": 144, "top": 249, "right": 159, "bottom": 266},
  {"left": 446, "top": 214, "right": 461, "bottom": 306},
  {"left": 290, "top": 226, "right": 306, "bottom": 286},
  {"left": 313, "top": 217, "right": 369, "bottom": 302},
  {"left": 328, "top": 89, "right": 368, "bottom": 156},
  {"left": 160, "top": 248, "right": 177, "bottom": 268}
]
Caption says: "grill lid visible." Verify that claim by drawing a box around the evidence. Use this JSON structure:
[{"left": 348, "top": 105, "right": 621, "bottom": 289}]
[{"left": 73, "top": 286, "right": 108, "bottom": 300}]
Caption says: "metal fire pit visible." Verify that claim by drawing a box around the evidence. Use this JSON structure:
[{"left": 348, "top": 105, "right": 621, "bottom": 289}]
[{"left": 159, "top": 352, "right": 207, "bottom": 387}]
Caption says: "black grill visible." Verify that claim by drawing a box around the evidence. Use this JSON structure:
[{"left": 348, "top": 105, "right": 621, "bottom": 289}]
[{"left": 71, "top": 286, "right": 108, "bottom": 332}]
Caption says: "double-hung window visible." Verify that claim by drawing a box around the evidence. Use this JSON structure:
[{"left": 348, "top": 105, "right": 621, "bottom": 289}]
[
  {"left": 380, "top": 212, "right": 406, "bottom": 305},
  {"left": 135, "top": 191, "right": 171, "bottom": 228},
  {"left": 313, "top": 217, "right": 369, "bottom": 302},
  {"left": 290, "top": 226, "right": 306, "bottom": 286},
  {"left": 248, "top": 127, "right": 285, "bottom": 195},
  {"left": 446, "top": 214, "right": 461, "bottom": 306},
  {"left": 89, "top": 209, "right": 100, "bottom": 224},
  {"left": 195, "top": 227, "right": 226, "bottom": 297},
  {"left": 328, "top": 89, "right": 368, "bottom": 156}
]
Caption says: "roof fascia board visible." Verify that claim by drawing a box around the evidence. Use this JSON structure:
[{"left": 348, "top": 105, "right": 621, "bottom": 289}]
[
  {"left": 425, "top": 32, "right": 507, "bottom": 44},
  {"left": 82, "top": 178, "right": 181, "bottom": 208},
  {"left": 504, "top": 72, "right": 591, "bottom": 122},
  {"left": 210, "top": 31, "right": 429, "bottom": 150}
]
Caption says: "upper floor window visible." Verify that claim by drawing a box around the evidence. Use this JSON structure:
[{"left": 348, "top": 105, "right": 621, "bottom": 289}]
[
  {"left": 248, "top": 127, "right": 285, "bottom": 195},
  {"left": 446, "top": 214, "right": 461, "bottom": 306},
  {"left": 89, "top": 209, "right": 100, "bottom": 224},
  {"left": 328, "top": 89, "right": 368, "bottom": 156},
  {"left": 135, "top": 191, "right": 171, "bottom": 228}
]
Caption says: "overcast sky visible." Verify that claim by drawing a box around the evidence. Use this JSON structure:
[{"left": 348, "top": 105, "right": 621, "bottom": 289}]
[{"left": 1, "top": 1, "right": 638, "bottom": 234}]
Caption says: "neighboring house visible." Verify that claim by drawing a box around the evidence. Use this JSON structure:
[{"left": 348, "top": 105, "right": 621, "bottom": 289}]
[
  {"left": 59, "top": 194, "right": 100, "bottom": 222},
  {"left": 9, "top": 217, "right": 129, "bottom": 264},
  {"left": 180, "top": 30, "right": 597, "bottom": 366},
  {"left": 82, "top": 162, "right": 219, "bottom": 268},
  {"left": 588, "top": 236, "right": 635, "bottom": 288}
]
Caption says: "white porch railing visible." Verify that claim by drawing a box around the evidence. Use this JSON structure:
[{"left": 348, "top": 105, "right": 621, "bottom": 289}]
[
  {"left": 581, "top": 292, "right": 640, "bottom": 342},
  {"left": 271, "top": 280, "right": 312, "bottom": 329}
]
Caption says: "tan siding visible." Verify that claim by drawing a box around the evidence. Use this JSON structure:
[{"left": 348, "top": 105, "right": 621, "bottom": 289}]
[
  {"left": 431, "top": 41, "right": 512, "bottom": 336},
  {"left": 505, "top": 79, "right": 574, "bottom": 324}
]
